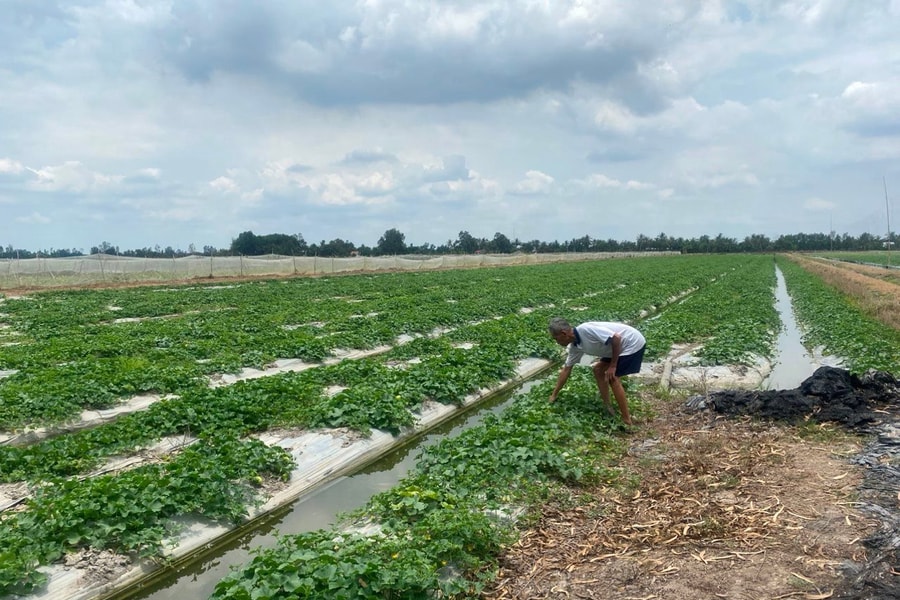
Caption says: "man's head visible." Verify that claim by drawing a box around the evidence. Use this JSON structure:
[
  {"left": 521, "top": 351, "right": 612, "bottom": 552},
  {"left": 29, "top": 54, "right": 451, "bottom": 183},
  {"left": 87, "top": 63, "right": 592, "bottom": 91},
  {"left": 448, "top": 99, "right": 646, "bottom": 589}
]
[{"left": 548, "top": 317, "right": 575, "bottom": 346}]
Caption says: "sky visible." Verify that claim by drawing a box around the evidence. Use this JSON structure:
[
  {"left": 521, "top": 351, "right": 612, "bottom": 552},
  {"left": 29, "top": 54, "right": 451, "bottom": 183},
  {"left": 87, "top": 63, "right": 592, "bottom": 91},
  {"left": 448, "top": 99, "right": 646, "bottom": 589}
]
[{"left": 1, "top": 0, "right": 899, "bottom": 253}]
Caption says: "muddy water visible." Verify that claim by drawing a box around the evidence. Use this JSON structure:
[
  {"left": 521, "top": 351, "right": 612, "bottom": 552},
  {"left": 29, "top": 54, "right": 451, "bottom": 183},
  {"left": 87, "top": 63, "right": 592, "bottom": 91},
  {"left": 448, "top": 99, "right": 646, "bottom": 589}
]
[
  {"left": 763, "top": 265, "right": 820, "bottom": 390},
  {"left": 119, "top": 381, "right": 539, "bottom": 600}
]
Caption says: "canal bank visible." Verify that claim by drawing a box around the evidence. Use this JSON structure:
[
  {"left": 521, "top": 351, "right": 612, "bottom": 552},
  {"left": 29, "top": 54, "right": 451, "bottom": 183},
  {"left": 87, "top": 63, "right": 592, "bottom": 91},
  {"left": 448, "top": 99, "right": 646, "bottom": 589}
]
[{"left": 21, "top": 358, "right": 554, "bottom": 600}]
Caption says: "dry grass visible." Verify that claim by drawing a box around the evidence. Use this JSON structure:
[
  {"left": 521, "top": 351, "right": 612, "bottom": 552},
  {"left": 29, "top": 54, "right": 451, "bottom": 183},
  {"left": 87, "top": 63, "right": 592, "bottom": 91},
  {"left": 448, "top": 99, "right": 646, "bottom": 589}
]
[
  {"left": 484, "top": 397, "right": 871, "bottom": 600},
  {"left": 786, "top": 254, "right": 900, "bottom": 331}
]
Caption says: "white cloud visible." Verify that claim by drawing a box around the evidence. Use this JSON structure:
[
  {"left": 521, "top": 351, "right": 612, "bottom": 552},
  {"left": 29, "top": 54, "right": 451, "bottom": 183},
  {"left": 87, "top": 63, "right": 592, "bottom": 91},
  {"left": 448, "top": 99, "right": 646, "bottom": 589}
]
[
  {"left": 804, "top": 197, "right": 837, "bottom": 211},
  {"left": 1, "top": 1, "right": 899, "bottom": 251},
  {"left": 310, "top": 173, "right": 392, "bottom": 206},
  {"left": 592, "top": 101, "right": 637, "bottom": 134},
  {"left": 209, "top": 176, "right": 239, "bottom": 193},
  {"left": 0, "top": 158, "right": 25, "bottom": 174},
  {"left": 582, "top": 174, "right": 656, "bottom": 191},
  {"left": 16, "top": 212, "right": 51, "bottom": 224},
  {"left": 513, "top": 170, "right": 554, "bottom": 195},
  {"left": 27, "top": 161, "right": 124, "bottom": 193},
  {"left": 839, "top": 80, "right": 900, "bottom": 134},
  {"left": 356, "top": 171, "right": 395, "bottom": 196}
]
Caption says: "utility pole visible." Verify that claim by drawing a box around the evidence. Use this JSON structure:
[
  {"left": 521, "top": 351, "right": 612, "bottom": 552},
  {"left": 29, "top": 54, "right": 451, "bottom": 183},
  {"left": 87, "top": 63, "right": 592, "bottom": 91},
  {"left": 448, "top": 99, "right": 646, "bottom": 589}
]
[{"left": 886, "top": 177, "right": 893, "bottom": 268}]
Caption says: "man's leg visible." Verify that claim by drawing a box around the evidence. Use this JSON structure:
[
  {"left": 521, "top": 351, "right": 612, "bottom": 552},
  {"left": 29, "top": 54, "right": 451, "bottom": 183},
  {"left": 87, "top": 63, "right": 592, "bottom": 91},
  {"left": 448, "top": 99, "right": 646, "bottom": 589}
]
[
  {"left": 591, "top": 362, "right": 615, "bottom": 416},
  {"left": 610, "top": 376, "right": 633, "bottom": 425}
]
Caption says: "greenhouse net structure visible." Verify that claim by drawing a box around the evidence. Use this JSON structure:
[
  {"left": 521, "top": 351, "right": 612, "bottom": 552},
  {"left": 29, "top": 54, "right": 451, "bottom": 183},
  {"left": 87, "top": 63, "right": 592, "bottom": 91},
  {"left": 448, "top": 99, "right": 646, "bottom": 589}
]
[{"left": 0, "top": 252, "right": 669, "bottom": 290}]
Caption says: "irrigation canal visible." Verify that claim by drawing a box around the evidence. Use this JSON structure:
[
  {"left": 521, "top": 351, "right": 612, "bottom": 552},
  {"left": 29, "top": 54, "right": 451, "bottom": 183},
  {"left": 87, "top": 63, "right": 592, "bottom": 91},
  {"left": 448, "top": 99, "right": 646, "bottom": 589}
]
[
  {"left": 116, "top": 380, "right": 542, "bottom": 600},
  {"left": 763, "top": 265, "right": 837, "bottom": 390}
]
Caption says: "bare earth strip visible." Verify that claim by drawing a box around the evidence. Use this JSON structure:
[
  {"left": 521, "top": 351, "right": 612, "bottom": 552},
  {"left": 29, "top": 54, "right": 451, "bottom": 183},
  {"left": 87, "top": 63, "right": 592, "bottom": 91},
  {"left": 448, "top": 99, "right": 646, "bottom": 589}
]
[
  {"left": 789, "top": 254, "right": 900, "bottom": 331},
  {"left": 484, "top": 394, "right": 874, "bottom": 600}
]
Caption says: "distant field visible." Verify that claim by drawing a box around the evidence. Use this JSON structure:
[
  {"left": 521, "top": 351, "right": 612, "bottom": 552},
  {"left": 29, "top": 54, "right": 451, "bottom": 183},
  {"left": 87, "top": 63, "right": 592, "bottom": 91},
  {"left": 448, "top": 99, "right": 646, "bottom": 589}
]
[{"left": 817, "top": 250, "right": 899, "bottom": 268}]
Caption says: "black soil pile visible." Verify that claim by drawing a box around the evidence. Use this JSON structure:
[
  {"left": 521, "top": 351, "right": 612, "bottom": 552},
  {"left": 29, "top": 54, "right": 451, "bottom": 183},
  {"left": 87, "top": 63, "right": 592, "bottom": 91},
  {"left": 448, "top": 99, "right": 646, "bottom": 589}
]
[
  {"left": 688, "top": 366, "right": 900, "bottom": 430},
  {"left": 688, "top": 366, "right": 900, "bottom": 599}
]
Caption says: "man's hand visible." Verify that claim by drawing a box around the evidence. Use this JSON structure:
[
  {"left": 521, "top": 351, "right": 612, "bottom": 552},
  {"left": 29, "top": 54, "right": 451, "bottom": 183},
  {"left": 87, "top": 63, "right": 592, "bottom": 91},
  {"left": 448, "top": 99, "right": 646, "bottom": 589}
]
[{"left": 605, "top": 364, "right": 617, "bottom": 383}]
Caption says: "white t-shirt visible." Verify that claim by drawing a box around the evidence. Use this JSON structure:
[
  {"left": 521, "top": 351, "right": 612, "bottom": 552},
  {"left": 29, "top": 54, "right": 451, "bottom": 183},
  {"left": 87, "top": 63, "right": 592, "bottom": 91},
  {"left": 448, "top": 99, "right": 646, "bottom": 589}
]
[{"left": 564, "top": 321, "right": 646, "bottom": 368}]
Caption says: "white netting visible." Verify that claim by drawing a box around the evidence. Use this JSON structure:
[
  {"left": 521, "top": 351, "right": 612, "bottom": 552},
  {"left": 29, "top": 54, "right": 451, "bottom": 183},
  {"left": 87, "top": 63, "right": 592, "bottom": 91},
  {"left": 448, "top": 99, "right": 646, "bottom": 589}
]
[{"left": 0, "top": 252, "right": 675, "bottom": 290}]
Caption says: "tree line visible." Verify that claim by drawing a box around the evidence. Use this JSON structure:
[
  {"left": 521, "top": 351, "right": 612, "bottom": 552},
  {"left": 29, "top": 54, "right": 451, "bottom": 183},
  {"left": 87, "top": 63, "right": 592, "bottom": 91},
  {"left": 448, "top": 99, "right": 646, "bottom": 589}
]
[{"left": 1, "top": 229, "right": 896, "bottom": 260}]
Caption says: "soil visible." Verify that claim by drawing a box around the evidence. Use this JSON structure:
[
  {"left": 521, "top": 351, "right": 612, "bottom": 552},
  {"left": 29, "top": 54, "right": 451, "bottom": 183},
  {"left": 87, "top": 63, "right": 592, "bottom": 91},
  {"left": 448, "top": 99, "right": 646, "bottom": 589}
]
[
  {"left": 62, "top": 548, "right": 133, "bottom": 585},
  {"left": 485, "top": 367, "right": 900, "bottom": 600}
]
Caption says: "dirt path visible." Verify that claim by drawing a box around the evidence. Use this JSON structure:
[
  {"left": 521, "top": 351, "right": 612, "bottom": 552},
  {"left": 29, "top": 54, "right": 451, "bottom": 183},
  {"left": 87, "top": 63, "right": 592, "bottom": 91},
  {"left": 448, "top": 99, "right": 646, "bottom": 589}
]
[
  {"left": 787, "top": 255, "right": 900, "bottom": 331},
  {"left": 484, "top": 389, "right": 890, "bottom": 600}
]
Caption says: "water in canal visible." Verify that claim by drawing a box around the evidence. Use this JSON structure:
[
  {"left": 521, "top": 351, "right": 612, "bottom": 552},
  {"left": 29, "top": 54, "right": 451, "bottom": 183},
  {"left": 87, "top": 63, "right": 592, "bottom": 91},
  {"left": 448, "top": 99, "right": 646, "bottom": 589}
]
[{"left": 763, "top": 265, "right": 830, "bottom": 390}]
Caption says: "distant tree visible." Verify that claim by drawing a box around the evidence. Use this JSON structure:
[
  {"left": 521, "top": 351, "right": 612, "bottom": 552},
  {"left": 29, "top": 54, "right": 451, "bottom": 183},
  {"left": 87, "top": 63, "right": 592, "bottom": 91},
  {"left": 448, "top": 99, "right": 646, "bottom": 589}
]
[
  {"left": 90, "top": 241, "right": 118, "bottom": 255},
  {"left": 604, "top": 238, "right": 622, "bottom": 251},
  {"left": 294, "top": 233, "right": 309, "bottom": 255},
  {"left": 652, "top": 232, "right": 674, "bottom": 251},
  {"left": 376, "top": 228, "right": 407, "bottom": 255},
  {"left": 317, "top": 238, "right": 355, "bottom": 257},
  {"left": 231, "top": 231, "right": 260, "bottom": 255},
  {"left": 456, "top": 230, "right": 479, "bottom": 254},
  {"left": 414, "top": 242, "right": 438, "bottom": 254},
  {"left": 231, "top": 231, "right": 307, "bottom": 255},
  {"left": 45, "top": 248, "right": 83, "bottom": 257},
  {"left": 519, "top": 239, "right": 540, "bottom": 253},
  {"left": 635, "top": 234, "right": 651, "bottom": 251},
  {"left": 856, "top": 232, "right": 878, "bottom": 250},
  {"left": 488, "top": 232, "right": 514, "bottom": 253},
  {"left": 711, "top": 234, "right": 738, "bottom": 253},
  {"left": 741, "top": 234, "right": 772, "bottom": 252},
  {"left": 687, "top": 234, "right": 712, "bottom": 254}
]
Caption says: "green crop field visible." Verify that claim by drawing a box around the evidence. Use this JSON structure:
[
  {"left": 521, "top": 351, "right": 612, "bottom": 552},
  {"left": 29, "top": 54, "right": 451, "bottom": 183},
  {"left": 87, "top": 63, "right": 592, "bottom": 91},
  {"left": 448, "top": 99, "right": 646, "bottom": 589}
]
[
  {"left": 1, "top": 254, "right": 897, "bottom": 598},
  {"left": 817, "top": 250, "right": 900, "bottom": 268}
]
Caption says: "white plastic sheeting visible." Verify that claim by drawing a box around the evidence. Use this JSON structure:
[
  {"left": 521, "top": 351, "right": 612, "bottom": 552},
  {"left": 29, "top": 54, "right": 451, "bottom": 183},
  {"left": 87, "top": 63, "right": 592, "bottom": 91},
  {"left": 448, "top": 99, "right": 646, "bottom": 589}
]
[
  {"left": 15, "top": 357, "right": 553, "bottom": 600},
  {"left": 0, "top": 252, "right": 674, "bottom": 290}
]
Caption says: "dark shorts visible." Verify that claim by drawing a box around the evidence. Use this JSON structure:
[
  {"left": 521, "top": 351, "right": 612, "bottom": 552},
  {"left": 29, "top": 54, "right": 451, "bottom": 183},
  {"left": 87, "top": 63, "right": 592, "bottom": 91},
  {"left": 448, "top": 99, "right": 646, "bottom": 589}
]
[{"left": 599, "top": 345, "right": 645, "bottom": 377}]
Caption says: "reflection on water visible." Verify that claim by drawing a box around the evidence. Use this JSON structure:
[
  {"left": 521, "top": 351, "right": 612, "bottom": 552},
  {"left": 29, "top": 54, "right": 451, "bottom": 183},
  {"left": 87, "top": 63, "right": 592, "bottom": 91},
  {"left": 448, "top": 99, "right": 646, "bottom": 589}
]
[
  {"left": 122, "top": 379, "right": 542, "bottom": 600},
  {"left": 763, "top": 266, "right": 820, "bottom": 390}
]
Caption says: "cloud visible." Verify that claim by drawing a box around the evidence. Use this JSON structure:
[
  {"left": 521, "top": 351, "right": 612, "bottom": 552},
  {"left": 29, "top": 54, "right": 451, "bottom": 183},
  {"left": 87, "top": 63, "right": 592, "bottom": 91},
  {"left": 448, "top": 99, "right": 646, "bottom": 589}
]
[
  {"left": 339, "top": 148, "right": 399, "bottom": 166},
  {"left": 123, "top": 168, "right": 162, "bottom": 185},
  {"left": 582, "top": 174, "right": 655, "bottom": 191},
  {"left": 355, "top": 171, "right": 396, "bottom": 197},
  {"left": 156, "top": 1, "right": 682, "bottom": 110},
  {"left": 512, "top": 170, "right": 554, "bottom": 195},
  {"left": 28, "top": 161, "right": 124, "bottom": 193},
  {"left": 209, "top": 176, "right": 239, "bottom": 194},
  {"left": 421, "top": 155, "right": 470, "bottom": 183},
  {"left": 839, "top": 80, "right": 900, "bottom": 136},
  {"left": 15, "top": 211, "right": 51, "bottom": 225},
  {"left": 2, "top": 1, "right": 900, "bottom": 252},
  {"left": 804, "top": 197, "right": 837, "bottom": 212},
  {"left": 0, "top": 158, "right": 26, "bottom": 175}
]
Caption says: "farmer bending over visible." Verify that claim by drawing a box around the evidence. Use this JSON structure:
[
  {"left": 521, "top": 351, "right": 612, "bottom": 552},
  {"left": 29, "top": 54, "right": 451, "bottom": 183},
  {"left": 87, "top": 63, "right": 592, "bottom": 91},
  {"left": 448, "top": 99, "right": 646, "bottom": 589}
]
[{"left": 547, "top": 317, "right": 646, "bottom": 426}]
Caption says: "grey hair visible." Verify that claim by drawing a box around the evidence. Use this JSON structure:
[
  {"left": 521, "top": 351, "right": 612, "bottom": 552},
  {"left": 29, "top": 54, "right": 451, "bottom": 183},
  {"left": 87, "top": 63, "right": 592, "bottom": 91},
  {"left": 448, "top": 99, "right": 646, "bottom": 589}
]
[{"left": 548, "top": 317, "right": 571, "bottom": 335}]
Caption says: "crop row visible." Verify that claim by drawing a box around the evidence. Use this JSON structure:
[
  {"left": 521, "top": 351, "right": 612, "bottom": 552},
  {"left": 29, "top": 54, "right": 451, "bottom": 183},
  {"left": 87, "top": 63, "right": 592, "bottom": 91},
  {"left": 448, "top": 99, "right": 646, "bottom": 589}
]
[
  {"left": 0, "top": 255, "right": 787, "bottom": 597},
  {"left": 0, "top": 256, "right": 740, "bottom": 430},
  {"left": 640, "top": 255, "right": 779, "bottom": 365},
  {"left": 0, "top": 436, "right": 294, "bottom": 595},
  {"left": 210, "top": 370, "right": 623, "bottom": 599},
  {"left": 777, "top": 257, "right": 900, "bottom": 373},
  {"left": 0, "top": 256, "right": 766, "bottom": 485}
]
